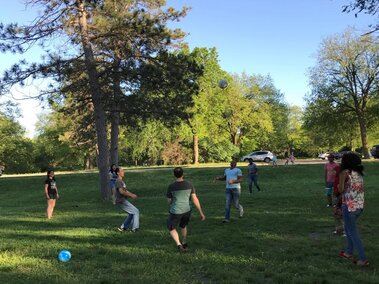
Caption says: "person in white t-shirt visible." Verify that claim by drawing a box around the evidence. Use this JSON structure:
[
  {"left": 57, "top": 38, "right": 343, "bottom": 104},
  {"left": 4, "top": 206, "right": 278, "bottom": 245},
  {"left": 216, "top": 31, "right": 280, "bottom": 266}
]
[{"left": 215, "top": 161, "right": 244, "bottom": 223}]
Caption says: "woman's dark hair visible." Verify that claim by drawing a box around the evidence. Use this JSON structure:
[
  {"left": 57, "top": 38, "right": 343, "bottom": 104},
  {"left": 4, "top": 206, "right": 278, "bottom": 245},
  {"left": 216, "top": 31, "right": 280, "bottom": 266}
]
[
  {"left": 115, "top": 167, "right": 122, "bottom": 175},
  {"left": 46, "top": 170, "right": 55, "bottom": 180},
  {"left": 110, "top": 164, "right": 116, "bottom": 173},
  {"left": 340, "top": 152, "right": 364, "bottom": 176}
]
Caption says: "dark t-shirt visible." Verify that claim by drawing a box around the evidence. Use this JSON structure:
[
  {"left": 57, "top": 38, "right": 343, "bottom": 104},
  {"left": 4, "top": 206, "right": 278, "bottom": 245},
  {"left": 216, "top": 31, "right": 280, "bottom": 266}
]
[
  {"left": 248, "top": 163, "right": 258, "bottom": 175},
  {"left": 45, "top": 178, "right": 57, "bottom": 194},
  {"left": 166, "top": 180, "right": 195, "bottom": 214},
  {"left": 115, "top": 179, "right": 126, "bottom": 204}
]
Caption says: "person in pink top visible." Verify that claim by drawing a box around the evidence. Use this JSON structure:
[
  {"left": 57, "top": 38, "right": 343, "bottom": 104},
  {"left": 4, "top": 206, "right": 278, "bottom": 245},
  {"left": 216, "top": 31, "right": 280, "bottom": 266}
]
[{"left": 324, "top": 154, "right": 339, "bottom": 207}]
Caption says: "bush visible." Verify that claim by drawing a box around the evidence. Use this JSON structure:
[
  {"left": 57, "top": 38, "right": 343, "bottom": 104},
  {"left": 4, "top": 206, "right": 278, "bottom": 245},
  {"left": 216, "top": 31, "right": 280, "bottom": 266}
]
[{"left": 161, "top": 141, "right": 190, "bottom": 165}]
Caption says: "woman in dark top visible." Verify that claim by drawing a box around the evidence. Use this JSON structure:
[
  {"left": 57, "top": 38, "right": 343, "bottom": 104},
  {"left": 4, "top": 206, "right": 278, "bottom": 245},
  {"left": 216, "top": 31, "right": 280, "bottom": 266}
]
[{"left": 44, "top": 170, "right": 59, "bottom": 219}]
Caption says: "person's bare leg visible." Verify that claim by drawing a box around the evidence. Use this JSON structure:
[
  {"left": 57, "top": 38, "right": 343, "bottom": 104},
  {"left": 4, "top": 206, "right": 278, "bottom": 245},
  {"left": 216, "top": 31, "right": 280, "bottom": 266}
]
[
  {"left": 169, "top": 229, "right": 181, "bottom": 246},
  {"left": 181, "top": 226, "right": 188, "bottom": 245},
  {"left": 47, "top": 199, "right": 56, "bottom": 219}
]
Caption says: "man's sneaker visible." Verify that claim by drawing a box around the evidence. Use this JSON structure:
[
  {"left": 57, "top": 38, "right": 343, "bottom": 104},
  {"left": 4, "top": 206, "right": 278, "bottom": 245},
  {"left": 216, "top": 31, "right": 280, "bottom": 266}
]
[
  {"left": 222, "top": 219, "right": 230, "bottom": 223},
  {"left": 131, "top": 228, "right": 138, "bottom": 233},
  {"left": 239, "top": 206, "right": 244, "bottom": 218},
  {"left": 117, "top": 227, "right": 125, "bottom": 232},
  {"left": 177, "top": 244, "right": 187, "bottom": 253},
  {"left": 326, "top": 204, "right": 333, "bottom": 208}
]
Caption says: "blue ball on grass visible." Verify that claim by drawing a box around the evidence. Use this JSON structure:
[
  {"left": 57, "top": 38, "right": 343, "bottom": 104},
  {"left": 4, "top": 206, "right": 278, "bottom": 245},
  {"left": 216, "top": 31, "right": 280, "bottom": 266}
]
[{"left": 58, "top": 250, "right": 71, "bottom": 262}]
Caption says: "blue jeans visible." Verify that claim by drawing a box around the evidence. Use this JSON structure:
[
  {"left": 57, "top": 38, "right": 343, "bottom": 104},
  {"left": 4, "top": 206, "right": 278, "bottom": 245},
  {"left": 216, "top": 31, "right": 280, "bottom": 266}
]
[
  {"left": 117, "top": 199, "right": 140, "bottom": 230},
  {"left": 341, "top": 204, "right": 367, "bottom": 261},
  {"left": 225, "top": 188, "right": 243, "bottom": 220},
  {"left": 248, "top": 174, "right": 260, "bottom": 193}
]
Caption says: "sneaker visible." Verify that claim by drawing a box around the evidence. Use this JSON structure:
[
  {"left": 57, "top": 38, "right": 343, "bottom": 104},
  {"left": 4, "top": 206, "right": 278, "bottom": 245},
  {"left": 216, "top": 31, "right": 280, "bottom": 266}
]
[
  {"left": 117, "top": 227, "right": 125, "bottom": 232},
  {"left": 181, "top": 243, "right": 188, "bottom": 251},
  {"left": 222, "top": 219, "right": 229, "bottom": 223},
  {"left": 239, "top": 206, "right": 244, "bottom": 218},
  {"left": 326, "top": 204, "right": 332, "bottom": 208},
  {"left": 355, "top": 260, "right": 369, "bottom": 267},
  {"left": 177, "top": 244, "right": 187, "bottom": 253},
  {"left": 131, "top": 228, "right": 138, "bottom": 233}
]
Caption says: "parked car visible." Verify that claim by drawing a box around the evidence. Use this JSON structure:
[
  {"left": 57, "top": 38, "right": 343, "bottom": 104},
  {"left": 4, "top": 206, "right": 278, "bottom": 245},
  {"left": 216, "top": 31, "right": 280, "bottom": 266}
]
[
  {"left": 240, "top": 151, "right": 274, "bottom": 163},
  {"left": 371, "top": 145, "right": 379, "bottom": 158},
  {"left": 334, "top": 151, "right": 363, "bottom": 160},
  {"left": 318, "top": 153, "right": 329, "bottom": 160}
]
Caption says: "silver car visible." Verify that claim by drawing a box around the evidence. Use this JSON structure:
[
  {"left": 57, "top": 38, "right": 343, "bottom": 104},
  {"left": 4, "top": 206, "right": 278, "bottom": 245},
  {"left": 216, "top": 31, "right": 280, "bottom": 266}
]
[{"left": 240, "top": 151, "right": 274, "bottom": 163}]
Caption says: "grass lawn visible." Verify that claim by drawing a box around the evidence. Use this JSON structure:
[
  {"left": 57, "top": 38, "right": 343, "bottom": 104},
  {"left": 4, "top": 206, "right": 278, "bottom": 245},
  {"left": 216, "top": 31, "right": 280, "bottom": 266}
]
[{"left": 0, "top": 162, "right": 378, "bottom": 283}]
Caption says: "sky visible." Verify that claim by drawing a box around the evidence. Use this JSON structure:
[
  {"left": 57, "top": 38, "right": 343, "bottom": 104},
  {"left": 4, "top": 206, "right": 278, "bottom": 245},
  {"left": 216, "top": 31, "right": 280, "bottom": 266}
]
[{"left": 0, "top": 0, "right": 375, "bottom": 137}]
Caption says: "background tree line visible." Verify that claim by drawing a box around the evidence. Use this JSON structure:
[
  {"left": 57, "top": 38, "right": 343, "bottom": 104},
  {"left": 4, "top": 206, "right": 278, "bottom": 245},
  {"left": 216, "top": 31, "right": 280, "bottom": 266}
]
[{"left": 0, "top": 1, "right": 378, "bottom": 199}]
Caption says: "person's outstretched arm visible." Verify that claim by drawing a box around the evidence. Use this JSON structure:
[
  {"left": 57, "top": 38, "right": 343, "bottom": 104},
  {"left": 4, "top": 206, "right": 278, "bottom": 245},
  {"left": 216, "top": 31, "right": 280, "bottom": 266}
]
[{"left": 191, "top": 193, "right": 206, "bottom": 221}]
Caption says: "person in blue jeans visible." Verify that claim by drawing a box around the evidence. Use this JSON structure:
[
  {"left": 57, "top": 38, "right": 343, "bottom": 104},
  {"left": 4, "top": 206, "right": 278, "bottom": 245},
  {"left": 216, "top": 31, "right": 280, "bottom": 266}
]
[
  {"left": 247, "top": 158, "right": 261, "bottom": 193},
  {"left": 114, "top": 167, "right": 140, "bottom": 232},
  {"left": 215, "top": 161, "right": 244, "bottom": 223},
  {"left": 338, "top": 153, "right": 369, "bottom": 267}
]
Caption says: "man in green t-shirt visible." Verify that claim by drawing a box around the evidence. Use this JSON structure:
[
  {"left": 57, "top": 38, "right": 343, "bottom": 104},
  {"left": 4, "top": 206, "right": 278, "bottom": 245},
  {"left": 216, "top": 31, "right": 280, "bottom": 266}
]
[{"left": 166, "top": 167, "right": 206, "bottom": 252}]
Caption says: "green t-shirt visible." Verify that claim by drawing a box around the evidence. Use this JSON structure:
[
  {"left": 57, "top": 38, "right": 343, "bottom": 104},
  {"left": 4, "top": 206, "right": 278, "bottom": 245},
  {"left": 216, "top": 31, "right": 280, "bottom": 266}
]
[{"left": 166, "top": 180, "right": 195, "bottom": 214}]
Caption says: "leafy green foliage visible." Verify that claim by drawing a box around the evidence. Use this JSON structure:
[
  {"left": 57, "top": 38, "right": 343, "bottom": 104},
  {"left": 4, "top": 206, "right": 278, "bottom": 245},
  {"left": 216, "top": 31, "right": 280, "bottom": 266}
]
[
  {"left": 307, "top": 29, "right": 379, "bottom": 158},
  {"left": 33, "top": 112, "right": 85, "bottom": 172},
  {"left": 0, "top": 114, "right": 36, "bottom": 173}
]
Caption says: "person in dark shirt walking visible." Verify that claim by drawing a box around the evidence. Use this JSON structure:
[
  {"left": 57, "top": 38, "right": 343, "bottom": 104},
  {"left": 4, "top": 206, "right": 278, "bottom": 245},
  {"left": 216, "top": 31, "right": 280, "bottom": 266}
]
[{"left": 166, "top": 167, "right": 206, "bottom": 252}]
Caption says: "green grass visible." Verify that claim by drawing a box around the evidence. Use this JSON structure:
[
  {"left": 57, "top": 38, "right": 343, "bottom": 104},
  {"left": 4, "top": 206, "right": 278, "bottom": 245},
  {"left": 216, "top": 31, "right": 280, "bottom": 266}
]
[{"left": 0, "top": 163, "right": 378, "bottom": 283}]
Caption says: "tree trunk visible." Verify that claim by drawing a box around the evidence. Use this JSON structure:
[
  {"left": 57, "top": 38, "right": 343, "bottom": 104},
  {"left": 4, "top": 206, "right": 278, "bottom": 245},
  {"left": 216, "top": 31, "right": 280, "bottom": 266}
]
[
  {"left": 231, "top": 132, "right": 237, "bottom": 145},
  {"left": 84, "top": 153, "right": 92, "bottom": 170},
  {"left": 78, "top": 1, "right": 109, "bottom": 199},
  {"left": 109, "top": 58, "right": 122, "bottom": 166},
  {"left": 110, "top": 108, "right": 119, "bottom": 166},
  {"left": 356, "top": 111, "right": 370, "bottom": 159},
  {"left": 192, "top": 133, "right": 199, "bottom": 164}
]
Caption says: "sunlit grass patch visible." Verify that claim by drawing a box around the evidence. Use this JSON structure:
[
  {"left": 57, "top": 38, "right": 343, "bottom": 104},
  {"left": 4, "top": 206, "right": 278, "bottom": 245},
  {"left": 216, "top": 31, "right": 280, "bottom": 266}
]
[{"left": 0, "top": 162, "right": 378, "bottom": 283}]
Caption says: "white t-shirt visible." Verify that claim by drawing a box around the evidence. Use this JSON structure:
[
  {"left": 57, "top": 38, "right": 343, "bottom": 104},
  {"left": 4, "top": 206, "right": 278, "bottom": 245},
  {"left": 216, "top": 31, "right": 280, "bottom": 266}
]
[{"left": 224, "top": 167, "right": 242, "bottom": 189}]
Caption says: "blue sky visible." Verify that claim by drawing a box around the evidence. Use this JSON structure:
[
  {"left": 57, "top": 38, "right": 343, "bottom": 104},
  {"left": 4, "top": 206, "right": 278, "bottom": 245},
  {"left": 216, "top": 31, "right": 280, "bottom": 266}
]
[
  {"left": 0, "top": 0, "right": 375, "bottom": 137},
  {"left": 166, "top": 0, "right": 374, "bottom": 104}
]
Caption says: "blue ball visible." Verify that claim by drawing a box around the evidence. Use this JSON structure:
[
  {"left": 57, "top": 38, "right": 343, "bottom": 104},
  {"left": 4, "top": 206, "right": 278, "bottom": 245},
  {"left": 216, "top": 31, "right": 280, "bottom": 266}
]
[{"left": 58, "top": 250, "right": 71, "bottom": 262}]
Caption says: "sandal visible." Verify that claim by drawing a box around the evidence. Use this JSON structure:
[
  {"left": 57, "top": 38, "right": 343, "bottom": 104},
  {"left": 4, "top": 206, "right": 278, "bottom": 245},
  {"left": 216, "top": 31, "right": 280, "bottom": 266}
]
[
  {"left": 355, "top": 260, "right": 369, "bottom": 267},
  {"left": 339, "top": 250, "right": 354, "bottom": 261}
]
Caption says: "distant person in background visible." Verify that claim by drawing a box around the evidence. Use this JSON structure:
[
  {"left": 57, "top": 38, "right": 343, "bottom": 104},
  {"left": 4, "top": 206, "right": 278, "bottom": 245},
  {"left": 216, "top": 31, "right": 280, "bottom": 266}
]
[
  {"left": 324, "top": 154, "right": 339, "bottom": 207},
  {"left": 114, "top": 167, "right": 140, "bottom": 232},
  {"left": 166, "top": 167, "right": 206, "bottom": 253},
  {"left": 332, "top": 163, "right": 343, "bottom": 235},
  {"left": 272, "top": 152, "right": 278, "bottom": 167},
  {"left": 215, "top": 161, "right": 244, "bottom": 223},
  {"left": 284, "top": 151, "right": 289, "bottom": 165},
  {"left": 109, "top": 164, "right": 117, "bottom": 204},
  {"left": 338, "top": 153, "right": 369, "bottom": 267},
  {"left": 247, "top": 158, "right": 261, "bottom": 193},
  {"left": 44, "top": 170, "right": 59, "bottom": 219},
  {"left": 289, "top": 153, "right": 296, "bottom": 164}
]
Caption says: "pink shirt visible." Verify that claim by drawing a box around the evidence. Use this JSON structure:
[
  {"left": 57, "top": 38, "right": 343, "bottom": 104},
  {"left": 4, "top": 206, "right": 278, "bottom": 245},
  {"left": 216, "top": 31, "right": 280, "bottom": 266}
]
[{"left": 325, "top": 162, "right": 339, "bottom": 183}]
